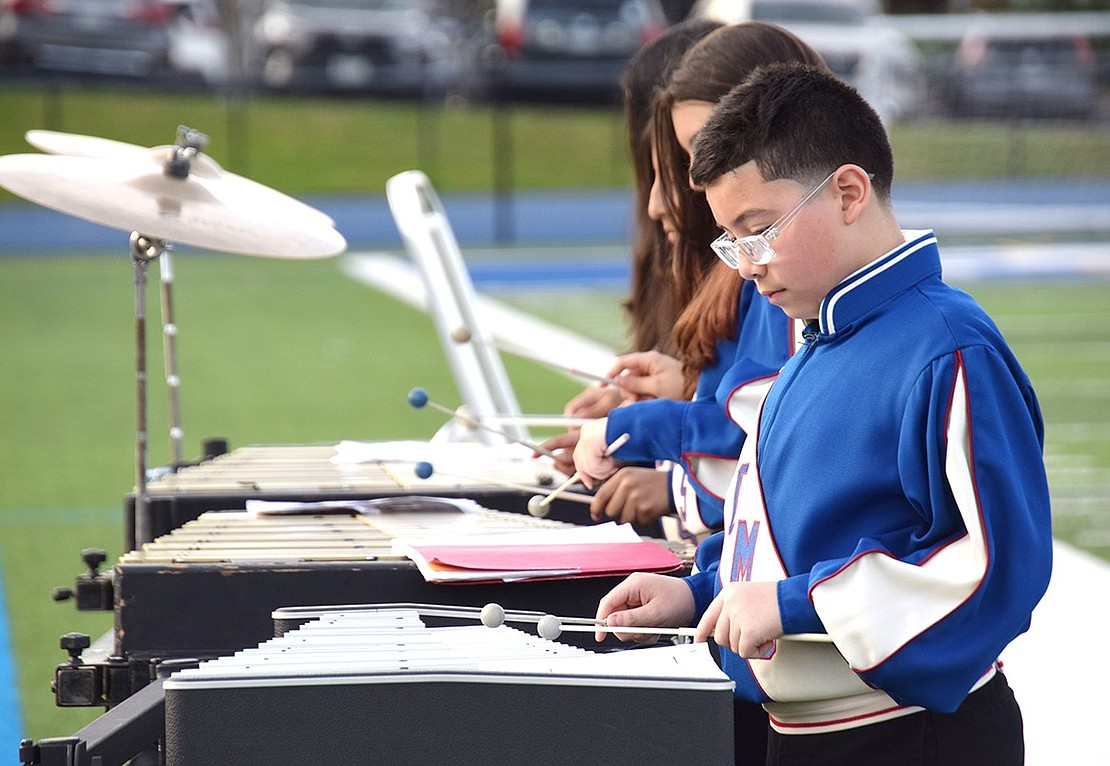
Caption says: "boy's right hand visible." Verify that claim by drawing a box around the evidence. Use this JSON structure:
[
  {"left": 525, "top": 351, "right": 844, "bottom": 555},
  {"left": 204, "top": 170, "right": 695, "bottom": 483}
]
[{"left": 594, "top": 572, "right": 696, "bottom": 644}]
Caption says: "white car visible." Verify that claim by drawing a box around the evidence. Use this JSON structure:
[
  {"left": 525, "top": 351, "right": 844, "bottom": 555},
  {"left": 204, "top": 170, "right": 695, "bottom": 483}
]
[
  {"left": 166, "top": 0, "right": 230, "bottom": 85},
  {"left": 252, "top": 0, "right": 460, "bottom": 95},
  {"left": 691, "top": 0, "right": 925, "bottom": 123}
]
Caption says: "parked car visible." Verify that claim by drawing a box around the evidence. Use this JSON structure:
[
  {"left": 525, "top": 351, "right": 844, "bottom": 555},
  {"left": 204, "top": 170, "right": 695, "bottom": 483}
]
[
  {"left": 478, "top": 0, "right": 669, "bottom": 105},
  {"left": 691, "top": 0, "right": 924, "bottom": 123},
  {"left": 944, "top": 27, "right": 1097, "bottom": 120},
  {"left": 165, "top": 0, "right": 229, "bottom": 85},
  {"left": 0, "top": 0, "right": 175, "bottom": 78},
  {"left": 252, "top": 0, "right": 461, "bottom": 96}
]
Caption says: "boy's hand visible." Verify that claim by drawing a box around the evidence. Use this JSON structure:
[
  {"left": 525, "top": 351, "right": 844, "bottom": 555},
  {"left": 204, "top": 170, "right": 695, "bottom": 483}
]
[
  {"left": 695, "top": 581, "right": 783, "bottom": 658},
  {"left": 595, "top": 572, "right": 696, "bottom": 643}
]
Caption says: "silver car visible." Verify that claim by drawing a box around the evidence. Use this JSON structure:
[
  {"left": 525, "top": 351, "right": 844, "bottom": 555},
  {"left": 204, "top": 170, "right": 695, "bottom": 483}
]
[
  {"left": 691, "top": 0, "right": 925, "bottom": 123},
  {"left": 252, "top": 0, "right": 460, "bottom": 95},
  {"left": 944, "top": 28, "right": 1097, "bottom": 120}
]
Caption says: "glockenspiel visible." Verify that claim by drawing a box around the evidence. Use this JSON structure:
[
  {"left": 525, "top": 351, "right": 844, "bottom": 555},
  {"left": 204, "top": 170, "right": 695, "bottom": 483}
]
[
  {"left": 115, "top": 502, "right": 694, "bottom": 662},
  {"left": 128, "top": 442, "right": 610, "bottom": 547},
  {"left": 163, "top": 605, "right": 735, "bottom": 765}
]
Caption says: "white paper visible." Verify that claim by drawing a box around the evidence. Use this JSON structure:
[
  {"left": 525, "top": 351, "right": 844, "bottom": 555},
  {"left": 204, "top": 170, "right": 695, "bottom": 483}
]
[{"left": 245, "top": 496, "right": 482, "bottom": 517}]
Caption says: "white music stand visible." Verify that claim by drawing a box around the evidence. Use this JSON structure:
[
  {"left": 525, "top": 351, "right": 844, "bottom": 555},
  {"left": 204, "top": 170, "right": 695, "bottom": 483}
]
[{"left": 386, "top": 170, "right": 529, "bottom": 446}]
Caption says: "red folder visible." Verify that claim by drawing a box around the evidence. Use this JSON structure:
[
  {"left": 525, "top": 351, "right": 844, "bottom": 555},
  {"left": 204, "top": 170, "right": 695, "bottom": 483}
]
[{"left": 412, "top": 541, "right": 684, "bottom": 582}]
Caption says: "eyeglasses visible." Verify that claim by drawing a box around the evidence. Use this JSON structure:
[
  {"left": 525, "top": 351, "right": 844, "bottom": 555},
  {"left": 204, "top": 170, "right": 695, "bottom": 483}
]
[{"left": 710, "top": 170, "right": 838, "bottom": 268}]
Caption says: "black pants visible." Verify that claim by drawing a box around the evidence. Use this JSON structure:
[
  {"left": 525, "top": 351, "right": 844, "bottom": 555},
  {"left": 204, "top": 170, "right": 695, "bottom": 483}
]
[
  {"left": 735, "top": 699, "right": 770, "bottom": 766},
  {"left": 765, "top": 672, "right": 1023, "bottom": 766}
]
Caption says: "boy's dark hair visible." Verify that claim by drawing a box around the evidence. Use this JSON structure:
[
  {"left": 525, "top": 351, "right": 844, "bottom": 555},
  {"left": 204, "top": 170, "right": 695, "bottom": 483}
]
[{"left": 689, "top": 64, "right": 894, "bottom": 202}]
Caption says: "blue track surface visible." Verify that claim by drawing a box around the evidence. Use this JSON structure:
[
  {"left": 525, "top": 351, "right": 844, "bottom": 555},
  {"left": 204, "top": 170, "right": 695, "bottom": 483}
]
[
  {"left": 0, "top": 559, "right": 22, "bottom": 755},
  {"left": 0, "top": 179, "right": 1107, "bottom": 254}
]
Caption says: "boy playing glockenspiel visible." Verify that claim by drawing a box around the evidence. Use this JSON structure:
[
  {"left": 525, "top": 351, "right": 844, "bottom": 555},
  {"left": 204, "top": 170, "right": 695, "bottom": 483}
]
[{"left": 573, "top": 63, "right": 1052, "bottom": 765}]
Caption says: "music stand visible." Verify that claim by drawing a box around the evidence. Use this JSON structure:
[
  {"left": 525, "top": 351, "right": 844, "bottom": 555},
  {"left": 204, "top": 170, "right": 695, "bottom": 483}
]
[{"left": 386, "top": 170, "right": 530, "bottom": 446}]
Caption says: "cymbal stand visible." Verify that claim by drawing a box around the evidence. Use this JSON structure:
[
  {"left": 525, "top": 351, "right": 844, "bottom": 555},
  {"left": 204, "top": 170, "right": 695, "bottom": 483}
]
[
  {"left": 130, "top": 231, "right": 166, "bottom": 547},
  {"left": 130, "top": 127, "right": 213, "bottom": 545},
  {"left": 129, "top": 127, "right": 208, "bottom": 544},
  {"left": 157, "top": 126, "right": 207, "bottom": 469},
  {"left": 159, "top": 251, "right": 183, "bottom": 468}
]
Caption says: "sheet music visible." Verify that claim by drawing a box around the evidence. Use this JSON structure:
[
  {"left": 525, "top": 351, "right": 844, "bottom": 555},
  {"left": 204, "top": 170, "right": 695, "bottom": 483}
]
[
  {"left": 245, "top": 496, "right": 483, "bottom": 517},
  {"left": 329, "top": 440, "right": 541, "bottom": 467}
]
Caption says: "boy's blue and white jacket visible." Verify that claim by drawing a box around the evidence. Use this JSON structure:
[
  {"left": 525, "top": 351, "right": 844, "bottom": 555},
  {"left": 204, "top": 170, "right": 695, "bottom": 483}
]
[
  {"left": 605, "top": 280, "right": 797, "bottom": 536},
  {"left": 686, "top": 231, "right": 1052, "bottom": 733}
]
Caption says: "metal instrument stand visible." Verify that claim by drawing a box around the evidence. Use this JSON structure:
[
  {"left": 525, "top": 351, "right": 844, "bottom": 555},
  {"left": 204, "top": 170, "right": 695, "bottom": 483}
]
[
  {"left": 159, "top": 250, "right": 184, "bottom": 467},
  {"left": 156, "top": 126, "right": 206, "bottom": 470},
  {"left": 129, "top": 232, "right": 165, "bottom": 549},
  {"left": 131, "top": 128, "right": 206, "bottom": 544}
]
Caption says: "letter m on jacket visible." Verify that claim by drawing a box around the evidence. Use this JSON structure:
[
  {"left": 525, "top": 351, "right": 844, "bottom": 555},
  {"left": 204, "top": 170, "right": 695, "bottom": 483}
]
[{"left": 730, "top": 520, "right": 759, "bottom": 582}]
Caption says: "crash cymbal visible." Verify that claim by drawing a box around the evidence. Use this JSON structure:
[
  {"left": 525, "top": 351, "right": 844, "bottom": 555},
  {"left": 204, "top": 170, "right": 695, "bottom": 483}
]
[
  {"left": 0, "top": 152, "right": 346, "bottom": 259},
  {"left": 24, "top": 129, "right": 337, "bottom": 229},
  {"left": 25, "top": 129, "right": 148, "bottom": 160}
]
